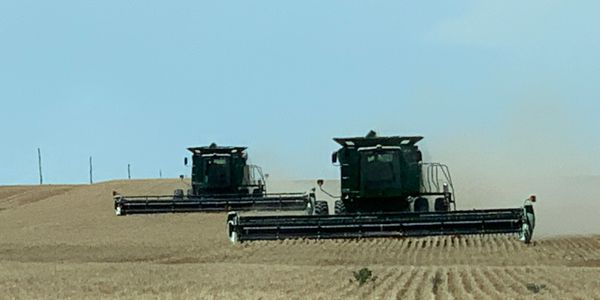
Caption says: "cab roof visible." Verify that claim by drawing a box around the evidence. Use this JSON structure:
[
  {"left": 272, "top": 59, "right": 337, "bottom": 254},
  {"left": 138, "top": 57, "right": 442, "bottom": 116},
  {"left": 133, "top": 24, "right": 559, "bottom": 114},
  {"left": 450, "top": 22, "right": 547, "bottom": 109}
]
[
  {"left": 187, "top": 143, "right": 247, "bottom": 155},
  {"left": 334, "top": 131, "right": 423, "bottom": 148}
]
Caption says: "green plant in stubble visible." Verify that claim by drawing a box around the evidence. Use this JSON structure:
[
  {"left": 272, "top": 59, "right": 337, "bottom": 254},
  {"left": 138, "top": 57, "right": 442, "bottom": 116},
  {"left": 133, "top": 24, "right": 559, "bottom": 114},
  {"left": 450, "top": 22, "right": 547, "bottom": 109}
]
[
  {"left": 352, "top": 268, "right": 378, "bottom": 286},
  {"left": 526, "top": 283, "right": 547, "bottom": 293}
]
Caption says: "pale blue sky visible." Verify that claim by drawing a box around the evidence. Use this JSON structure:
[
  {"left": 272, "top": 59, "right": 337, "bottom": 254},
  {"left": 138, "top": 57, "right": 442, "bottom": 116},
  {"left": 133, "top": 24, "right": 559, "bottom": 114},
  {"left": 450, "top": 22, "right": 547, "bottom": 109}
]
[{"left": 1, "top": 1, "right": 599, "bottom": 184}]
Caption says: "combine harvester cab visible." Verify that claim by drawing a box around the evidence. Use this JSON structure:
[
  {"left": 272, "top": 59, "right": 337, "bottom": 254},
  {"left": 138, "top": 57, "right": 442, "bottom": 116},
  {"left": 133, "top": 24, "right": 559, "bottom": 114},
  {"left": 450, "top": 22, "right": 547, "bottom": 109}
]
[
  {"left": 114, "top": 144, "right": 314, "bottom": 216},
  {"left": 227, "top": 132, "right": 536, "bottom": 244}
]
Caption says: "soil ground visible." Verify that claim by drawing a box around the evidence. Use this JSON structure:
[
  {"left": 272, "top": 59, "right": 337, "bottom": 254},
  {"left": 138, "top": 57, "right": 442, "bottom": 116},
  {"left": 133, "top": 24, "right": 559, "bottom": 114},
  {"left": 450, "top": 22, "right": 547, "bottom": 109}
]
[{"left": 1, "top": 179, "right": 599, "bottom": 299}]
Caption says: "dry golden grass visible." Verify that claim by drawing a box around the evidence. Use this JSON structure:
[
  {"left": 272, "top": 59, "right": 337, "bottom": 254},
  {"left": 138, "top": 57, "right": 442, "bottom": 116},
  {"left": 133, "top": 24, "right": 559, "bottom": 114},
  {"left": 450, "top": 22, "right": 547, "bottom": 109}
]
[{"left": 1, "top": 179, "right": 599, "bottom": 299}]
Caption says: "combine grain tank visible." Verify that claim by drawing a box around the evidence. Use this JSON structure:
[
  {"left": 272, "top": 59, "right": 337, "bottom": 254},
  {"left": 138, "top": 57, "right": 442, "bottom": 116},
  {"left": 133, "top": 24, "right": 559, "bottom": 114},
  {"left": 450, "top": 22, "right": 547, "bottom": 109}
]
[
  {"left": 227, "top": 132, "right": 535, "bottom": 243},
  {"left": 114, "top": 144, "right": 314, "bottom": 215}
]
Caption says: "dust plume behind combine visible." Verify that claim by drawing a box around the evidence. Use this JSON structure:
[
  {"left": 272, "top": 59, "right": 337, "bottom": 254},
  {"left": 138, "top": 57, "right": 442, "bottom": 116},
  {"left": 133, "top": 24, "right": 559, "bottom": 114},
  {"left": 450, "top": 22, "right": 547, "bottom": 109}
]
[{"left": 417, "top": 98, "right": 600, "bottom": 238}]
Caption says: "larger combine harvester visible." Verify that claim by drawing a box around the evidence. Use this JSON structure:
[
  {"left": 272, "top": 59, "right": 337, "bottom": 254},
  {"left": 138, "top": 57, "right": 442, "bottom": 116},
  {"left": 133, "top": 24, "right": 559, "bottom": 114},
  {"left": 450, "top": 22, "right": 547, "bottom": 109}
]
[
  {"left": 114, "top": 144, "right": 314, "bottom": 215},
  {"left": 227, "top": 132, "right": 536, "bottom": 243}
]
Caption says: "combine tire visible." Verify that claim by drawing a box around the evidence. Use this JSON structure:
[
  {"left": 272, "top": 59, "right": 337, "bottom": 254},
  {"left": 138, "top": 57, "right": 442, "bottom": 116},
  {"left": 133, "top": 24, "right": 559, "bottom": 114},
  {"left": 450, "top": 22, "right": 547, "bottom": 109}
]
[
  {"left": 334, "top": 200, "right": 347, "bottom": 215},
  {"left": 414, "top": 197, "right": 429, "bottom": 212},
  {"left": 314, "top": 201, "right": 329, "bottom": 216},
  {"left": 434, "top": 197, "right": 449, "bottom": 212},
  {"left": 174, "top": 189, "right": 184, "bottom": 199}
]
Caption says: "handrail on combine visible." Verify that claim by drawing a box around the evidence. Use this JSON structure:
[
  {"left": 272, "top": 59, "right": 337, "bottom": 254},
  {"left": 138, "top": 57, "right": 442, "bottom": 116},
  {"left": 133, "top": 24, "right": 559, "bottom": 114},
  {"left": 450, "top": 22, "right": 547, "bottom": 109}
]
[{"left": 422, "top": 163, "right": 456, "bottom": 210}]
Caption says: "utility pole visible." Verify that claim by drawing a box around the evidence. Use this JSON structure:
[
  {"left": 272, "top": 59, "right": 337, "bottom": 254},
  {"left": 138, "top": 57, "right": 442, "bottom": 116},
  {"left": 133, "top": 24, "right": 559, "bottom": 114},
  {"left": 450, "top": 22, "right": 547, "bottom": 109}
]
[
  {"left": 89, "top": 156, "right": 93, "bottom": 184},
  {"left": 159, "top": 169, "right": 162, "bottom": 179},
  {"left": 128, "top": 164, "right": 131, "bottom": 180},
  {"left": 37, "top": 148, "right": 43, "bottom": 185}
]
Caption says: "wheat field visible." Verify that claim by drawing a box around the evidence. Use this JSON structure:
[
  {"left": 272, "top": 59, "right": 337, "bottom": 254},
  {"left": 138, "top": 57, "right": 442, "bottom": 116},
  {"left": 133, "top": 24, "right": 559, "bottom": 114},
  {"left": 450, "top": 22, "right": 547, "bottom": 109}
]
[{"left": 1, "top": 179, "right": 599, "bottom": 299}]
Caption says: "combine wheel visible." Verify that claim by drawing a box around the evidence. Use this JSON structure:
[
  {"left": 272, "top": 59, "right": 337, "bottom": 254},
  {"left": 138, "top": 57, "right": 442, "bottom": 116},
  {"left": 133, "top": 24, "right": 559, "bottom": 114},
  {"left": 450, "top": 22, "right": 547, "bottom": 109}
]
[
  {"left": 314, "top": 201, "right": 329, "bottom": 215},
  {"left": 334, "top": 200, "right": 347, "bottom": 215},
  {"left": 434, "top": 197, "right": 449, "bottom": 212},
  {"left": 174, "top": 189, "right": 184, "bottom": 199},
  {"left": 414, "top": 197, "right": 429, "bottom": 212}
]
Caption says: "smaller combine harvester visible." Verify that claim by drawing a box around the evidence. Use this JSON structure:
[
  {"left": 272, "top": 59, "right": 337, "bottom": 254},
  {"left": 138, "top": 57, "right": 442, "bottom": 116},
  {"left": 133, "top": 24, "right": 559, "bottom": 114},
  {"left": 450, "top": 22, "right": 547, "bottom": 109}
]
[
  {"left": 227, "top": 132, "right": 536, "bottom": 243},
  {"left": 114, "top": 144, "right": 314, "bottom": 215}
]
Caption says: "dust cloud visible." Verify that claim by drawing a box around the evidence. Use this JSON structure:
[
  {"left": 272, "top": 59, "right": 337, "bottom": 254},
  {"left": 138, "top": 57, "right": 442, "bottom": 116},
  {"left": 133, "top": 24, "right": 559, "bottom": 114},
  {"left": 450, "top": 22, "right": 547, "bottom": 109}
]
[{"left": 428, "top": 97, "right": 599, "bottom": 237}]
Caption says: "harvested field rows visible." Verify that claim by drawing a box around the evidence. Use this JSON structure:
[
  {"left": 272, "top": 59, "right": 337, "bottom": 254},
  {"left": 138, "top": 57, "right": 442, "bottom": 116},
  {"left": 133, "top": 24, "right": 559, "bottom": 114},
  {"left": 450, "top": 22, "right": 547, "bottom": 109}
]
[
  {"left": 1, "top": 179, "right": 599, "bottom": 299},
  {"left": 2, "top": 263, "right": 599, "bottom": 299}
]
